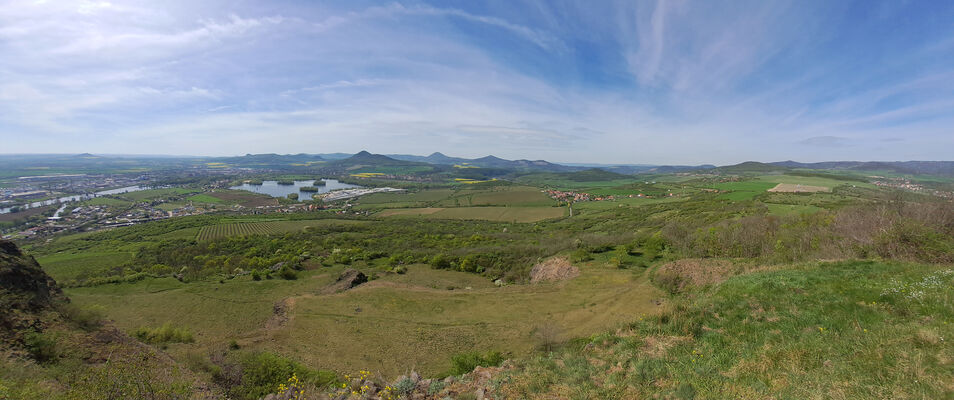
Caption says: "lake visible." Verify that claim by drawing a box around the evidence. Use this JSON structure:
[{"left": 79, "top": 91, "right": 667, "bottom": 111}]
[{"left": 229, "top": 179, "right": 361, "bottom": 201}]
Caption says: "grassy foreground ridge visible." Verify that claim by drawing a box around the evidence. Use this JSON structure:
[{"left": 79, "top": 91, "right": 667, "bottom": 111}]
[{"left": 495, "top": 261, "right": 954, "bottom": 398}]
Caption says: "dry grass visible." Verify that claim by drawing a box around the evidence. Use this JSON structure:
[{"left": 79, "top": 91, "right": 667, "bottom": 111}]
[
  {"left": 529, "top": 257, "right": 579, "bottom": 283},
  {"left": 68, "top": 263, "right": 667, "bottom": 378},
  {"left": 652, "top": 258, "right": 736, "bottom": 293}
]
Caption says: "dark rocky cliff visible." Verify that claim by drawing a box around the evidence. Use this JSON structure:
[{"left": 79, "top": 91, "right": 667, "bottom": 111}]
[{"left": 0, "top": 240, "right": 65, "bottom": 343}]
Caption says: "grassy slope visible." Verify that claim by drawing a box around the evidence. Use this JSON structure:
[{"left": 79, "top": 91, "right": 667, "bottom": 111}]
[
  {"left": 35, "top": 251, "right": 134, "bottom": 281},
  {"left": 496, "top": 261, "right": 954, "bottom": 399},
  {"left": 66, "top": 261, "right": 667, "bottom": 377}
]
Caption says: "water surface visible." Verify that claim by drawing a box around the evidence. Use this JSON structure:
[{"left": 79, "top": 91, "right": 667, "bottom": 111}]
[{"left": 229, "top": 179, "right": 361, "bottom": 201}]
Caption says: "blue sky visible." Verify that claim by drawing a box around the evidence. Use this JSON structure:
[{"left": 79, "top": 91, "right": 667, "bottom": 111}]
[{"left": 1, "top": 0, "right": 952, "bottom": 164}]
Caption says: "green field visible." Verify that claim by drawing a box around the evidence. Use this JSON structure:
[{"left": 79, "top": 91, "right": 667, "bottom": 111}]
[
  {"left": 83, "top": 197, "right": 133, "bottom": 206},
  {"left": 709, "top": 181, "right": 778, "bottom": 201},
  {"left": 186, "top": 193, "right": 225, "bottom": 204},
  {"left": 36, "top": 251, "right": 133, "bottom": 281},
  {"left": 573, "top": 195, "right": 688, "bottom": 211},
  {"left": 120, "top": 188, "right": 200, "bottom": 202},
  {"left": 354, "top": 189, "right": 457, "bottom": 210},
  {"left": 754, "top": 174, "right": 876, "bottom": 189},
  {"left": 377, "top": 206, "right": 565, "bottom": 222},
  {"left": 356, "top": 187, "right": 556, "bottom": 210},
  {"left": 196, "top": 219, "right": 367, "bottom": 241},
  {"left": 454, "top": 186, "right": 555, "bottom": 207},
  {"left": 432, "top": 186, "right": 556, "bottom": 208}
]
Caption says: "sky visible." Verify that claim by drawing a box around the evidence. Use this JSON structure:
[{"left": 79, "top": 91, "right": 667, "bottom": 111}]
[{"left": 1, "top": 0, "right": 953, "bottom": 165}]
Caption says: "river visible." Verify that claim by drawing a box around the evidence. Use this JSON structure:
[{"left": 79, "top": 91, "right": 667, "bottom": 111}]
[{"left": 0, "top": 185, "right": 152, "bottom": 214}]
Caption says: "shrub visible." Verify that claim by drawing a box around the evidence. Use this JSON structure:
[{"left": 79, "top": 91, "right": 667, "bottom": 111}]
[
  {"left": 394, "top": 377, "right": 416, "bottom": 396},
  {"left": 427, "top": 380, "right": 445, "bottom": 395},
  {"left": 251, "top": 269, "right": 262, "bottom": 281},
  {"left": 183, "top": 350, "right": 223, "bottom": 378},
  {"left": 570, "top": 248, "right": 591, "bottom": 263},
  {"left": 59, "top": 303, "right": 105, "bottom": 330},
  {"left": 235, "top": 352, "right": 336, "bottom": 399},
  {"left": 393, "top": 265, "right": 407, "bottom": 274},
  {"left": 448, "top": 351, "right": 504, "bottom": 376},
  {"left": 134, "top": 323, "right": 195, "bottom": 344},
  {"left": 429, "top": 253, "right": 453, "bottom": 269},
  {"left": 279, "top": 266, "right": 298, "bottom": 280},
  {"left": 587, "top": 244, "right": 614, "bottom": 253},
  {"left": 24, "top": 330, "right": 58, "bottom": 363}
]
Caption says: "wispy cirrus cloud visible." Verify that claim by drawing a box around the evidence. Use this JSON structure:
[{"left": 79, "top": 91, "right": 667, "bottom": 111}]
[
  {"left": 1, "top": 0, "right": 953, "bottom": 164},
  {"left": 311, "top": 3, "right": 565, "bottom": 51}
]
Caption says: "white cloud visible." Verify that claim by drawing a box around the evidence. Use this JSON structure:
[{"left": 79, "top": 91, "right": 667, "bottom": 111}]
[{"left": 1, "top": 1, "right": 952, "bottom": 164}]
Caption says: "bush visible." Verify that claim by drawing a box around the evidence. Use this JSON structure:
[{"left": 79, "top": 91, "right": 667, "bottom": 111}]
[
  {"left": 59, "top": 303, "right": 105, "bottom": 330},
  {"left": 429, "top": 253, "right": 453, "bottom": 269},
  {"left": 427, "top": 380, "right": 446, "bottom": 395},
  {"left": 570, "top": 248, "right": 591, "bottom": 263},
  {"left": 278, "top": 266, "right": 298, "bottom": 280},
  {"left": 393, "top": 265, "right": 407, "bottom": 274},
  {"left": 134, "top": 323, "right": 195, "bottom": 344},
  {"left": 183, "top": 350, "right": 223, "bottom": 378},
  {"left": 587, "top": 244, "right": 614, "bottom": 253},
  {"left": 235, "top": 352, "right": 336, "bottom": 399},
  {"left": 394, "top": 377, "right": 416, "bottom": 396},
  {"left": 24, "top": 330, "right": 58, "bottom": 363},
  {"left": 251, "top": 269, "right": 262, "bottom": 281},
  {"left": 447, "top": 350, "right": 504, "bottom": 376}
]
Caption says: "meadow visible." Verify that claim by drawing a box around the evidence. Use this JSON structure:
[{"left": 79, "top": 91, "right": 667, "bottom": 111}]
[{"left": 66, "top": 259, "right": 667, "bottom": 377}]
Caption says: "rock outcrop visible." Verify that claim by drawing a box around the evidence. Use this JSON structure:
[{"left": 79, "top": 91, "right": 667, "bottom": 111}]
[
  {"left": 321, "top": 268, "right": 368, "bottom": 294},
  {"left": 529, "top": 256, "right": 579, "bottom": 283},
  {"left": 0, "top": 240, "right": 65, "bottom": 343}
]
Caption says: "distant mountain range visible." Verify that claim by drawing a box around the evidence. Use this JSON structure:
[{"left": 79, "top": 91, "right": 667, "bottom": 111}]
[
  {"left": 706, "top": 160, "right": 954, "bottom": 176},
  {"left": 381, "top": 152, "right": 580, "bottom": 172},
  {"left": 769, "top": 161, "right": 954, "bottom": 176},
  {"left": 5, "top": 152, "right": 954, "bottom": 177}
]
